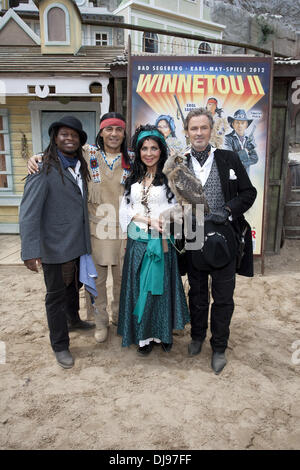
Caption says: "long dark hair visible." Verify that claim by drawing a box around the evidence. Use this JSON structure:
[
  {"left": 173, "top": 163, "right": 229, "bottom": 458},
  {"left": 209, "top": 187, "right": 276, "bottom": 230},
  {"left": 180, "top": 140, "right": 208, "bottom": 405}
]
[
  {"left": 42, "top": 128, "right": 91, "bottom": 186},
  {"left": 95, "top": 112, "right": 130, "bottom": 167},
  {"left": 124, "top": 124, "right": 174, "bottom": 203}
]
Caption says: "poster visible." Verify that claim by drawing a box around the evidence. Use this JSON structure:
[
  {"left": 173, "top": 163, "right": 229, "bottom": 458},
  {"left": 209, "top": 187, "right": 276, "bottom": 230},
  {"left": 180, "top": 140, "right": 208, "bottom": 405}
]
[{"left": 130, "top": 55, "right": 272, "bottom": 256}]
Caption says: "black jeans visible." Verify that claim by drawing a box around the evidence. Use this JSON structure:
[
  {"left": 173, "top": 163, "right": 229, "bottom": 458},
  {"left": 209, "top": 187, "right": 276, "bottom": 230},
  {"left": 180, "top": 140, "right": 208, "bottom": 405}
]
[
  {"left": 42, "top": 260, "right": 81, "bottom": 352},
  {"left": 186, "top": 252, "right": 236, "bottom": 353}
]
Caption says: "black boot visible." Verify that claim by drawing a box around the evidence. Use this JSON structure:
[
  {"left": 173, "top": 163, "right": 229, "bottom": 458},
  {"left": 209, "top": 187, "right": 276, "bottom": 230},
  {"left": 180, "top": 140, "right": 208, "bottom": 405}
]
[
  {"left": 188, "top": 340, "right": 203, "bottom": 356},
  {"left": 211, "top": 352, "right": 227, "bottom": 374},
  {"left": 137, "top": 342, "right": 153, "bottom": 356}
]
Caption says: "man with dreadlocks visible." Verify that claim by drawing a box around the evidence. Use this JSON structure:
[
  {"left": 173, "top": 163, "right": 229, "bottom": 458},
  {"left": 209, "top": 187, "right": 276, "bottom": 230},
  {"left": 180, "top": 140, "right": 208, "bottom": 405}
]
[
  {"left": 28, "top": 112, "right": 132, "bottom": 344},
  {"left": 20, "top": 116, "right": 94, "bottom": 369}
]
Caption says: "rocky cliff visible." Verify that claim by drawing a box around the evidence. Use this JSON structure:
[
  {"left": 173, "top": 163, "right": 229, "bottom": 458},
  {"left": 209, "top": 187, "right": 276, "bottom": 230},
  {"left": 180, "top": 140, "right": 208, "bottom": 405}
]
[
  {"left": 206, "top": 0, "right": 300, "bottom": 56},
  {"left": 213, "top": 0, "right": 300, "bottom": 30}
]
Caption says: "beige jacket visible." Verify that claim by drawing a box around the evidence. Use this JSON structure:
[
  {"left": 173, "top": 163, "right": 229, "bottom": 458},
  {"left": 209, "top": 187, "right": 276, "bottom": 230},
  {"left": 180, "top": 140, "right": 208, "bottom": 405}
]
[{"left": 83, "top": 144, "right": 128, "bottom": 266}]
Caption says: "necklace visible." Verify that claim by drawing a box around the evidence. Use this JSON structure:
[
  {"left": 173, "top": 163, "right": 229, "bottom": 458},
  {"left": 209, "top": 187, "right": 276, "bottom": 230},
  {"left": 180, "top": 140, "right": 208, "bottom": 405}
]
[
  {"left": 101, "top": 150, "right": 121, "bottom": 171},
  {"left": 141, "top": 178, "right": 154, "bottom": 216},
  {"left": 145, "top": 171, "right": 155, "bottom": 179}
]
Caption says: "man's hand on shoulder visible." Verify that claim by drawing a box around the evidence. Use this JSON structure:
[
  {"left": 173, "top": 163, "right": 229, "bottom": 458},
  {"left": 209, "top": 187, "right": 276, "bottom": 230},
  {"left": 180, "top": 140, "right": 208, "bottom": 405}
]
[{"left": 28, "top": 154, "right": 43, "bottom": 175}]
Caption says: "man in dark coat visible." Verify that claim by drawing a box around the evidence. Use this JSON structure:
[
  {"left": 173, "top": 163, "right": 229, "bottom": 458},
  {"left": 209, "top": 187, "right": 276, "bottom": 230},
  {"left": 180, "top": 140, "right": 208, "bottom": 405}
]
[
  {"left": 19, "top": 116, "right": 94, "bottom": 369},
  {"left": 183, "top": 108, "right": 257, "bottom": 374}
]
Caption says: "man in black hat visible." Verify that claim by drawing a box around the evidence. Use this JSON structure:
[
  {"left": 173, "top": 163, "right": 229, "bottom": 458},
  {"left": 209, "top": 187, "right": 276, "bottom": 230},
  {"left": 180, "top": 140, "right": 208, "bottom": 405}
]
[
  {"left": 183, "top": 108, "right": 257, "bottom": 374},
  {"left": 19, "top": 116, "right": 94, "bottom": 369},
  {"left": 224, "top": 109, "right": 258, "bottom": 175}
]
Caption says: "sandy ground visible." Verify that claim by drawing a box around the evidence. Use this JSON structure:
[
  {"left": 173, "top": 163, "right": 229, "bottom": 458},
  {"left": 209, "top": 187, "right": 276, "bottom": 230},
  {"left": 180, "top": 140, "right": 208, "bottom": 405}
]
[{"left": 0, "top": 239, "right": 300, "bottom": 450}]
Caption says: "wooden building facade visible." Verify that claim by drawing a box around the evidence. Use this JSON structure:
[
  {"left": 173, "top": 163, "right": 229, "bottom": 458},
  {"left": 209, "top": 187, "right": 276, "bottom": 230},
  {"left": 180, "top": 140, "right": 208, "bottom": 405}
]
[{"left": 0, "top": 1, "right": 125, "bottom": 233}]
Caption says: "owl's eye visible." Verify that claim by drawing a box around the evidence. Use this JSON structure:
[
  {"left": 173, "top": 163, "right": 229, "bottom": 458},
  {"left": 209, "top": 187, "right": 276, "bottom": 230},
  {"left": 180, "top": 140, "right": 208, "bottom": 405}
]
[{"left": 175, "top": 156, "right": 183, "bottom": 164}]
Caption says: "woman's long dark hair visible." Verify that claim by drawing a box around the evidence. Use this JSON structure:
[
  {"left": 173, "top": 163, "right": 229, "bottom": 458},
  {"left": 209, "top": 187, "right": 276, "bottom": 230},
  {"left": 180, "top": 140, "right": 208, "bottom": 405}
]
[
  {"left": 42, "top": 128, "right": 91, "bottom": 186},
  {"left": 124, "top": 124, "right": 174, "bottom": 203},
  {"left": 95, "top": 112, "right": 130, "bottom": 167}
]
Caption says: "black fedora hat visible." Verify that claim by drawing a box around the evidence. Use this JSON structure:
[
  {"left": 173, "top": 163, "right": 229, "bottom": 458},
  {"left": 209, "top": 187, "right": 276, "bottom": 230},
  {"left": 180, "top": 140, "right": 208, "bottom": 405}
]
[
  {"left": 202, "top": 220, "right": 237, "bottom": 269},
  {"left": 48, "top": 115, "right": 87, "bottom": 145}
]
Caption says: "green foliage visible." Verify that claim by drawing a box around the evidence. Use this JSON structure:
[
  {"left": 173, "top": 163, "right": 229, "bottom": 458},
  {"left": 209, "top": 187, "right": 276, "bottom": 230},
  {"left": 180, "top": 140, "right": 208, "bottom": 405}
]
[{"left": 256, "top": 15, "right": 274, "bottom": 44}]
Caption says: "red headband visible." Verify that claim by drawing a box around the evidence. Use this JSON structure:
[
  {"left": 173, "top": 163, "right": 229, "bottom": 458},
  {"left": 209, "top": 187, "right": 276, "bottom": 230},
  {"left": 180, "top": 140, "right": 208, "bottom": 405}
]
[
  {"left": 100, "top": 118, "right": 126, "bottom": 130},
  {"left": 207, "top": 99, "right": 217, "bottom": 104}
]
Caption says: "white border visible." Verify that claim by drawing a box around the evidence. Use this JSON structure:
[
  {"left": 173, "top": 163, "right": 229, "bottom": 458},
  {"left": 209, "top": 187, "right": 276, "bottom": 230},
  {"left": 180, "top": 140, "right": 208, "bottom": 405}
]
[
  {"left": 0, "top": 8, "right": 40, "bottom": 45},
  {"left": 0, "top": 109, "right": 13, "bottom": 192},
  {"left": 0, "top": 223, "right": 19, "bottom": 233}
]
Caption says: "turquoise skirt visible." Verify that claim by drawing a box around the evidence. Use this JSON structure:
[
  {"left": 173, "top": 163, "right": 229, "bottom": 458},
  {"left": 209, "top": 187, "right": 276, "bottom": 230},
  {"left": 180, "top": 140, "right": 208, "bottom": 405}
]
[{"left": 117, "top": 235, "right": 190, "bottom": 347}]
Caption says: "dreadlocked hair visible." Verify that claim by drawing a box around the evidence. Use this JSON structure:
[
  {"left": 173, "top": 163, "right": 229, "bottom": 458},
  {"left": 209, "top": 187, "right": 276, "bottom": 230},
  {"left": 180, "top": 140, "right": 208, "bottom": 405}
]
[
  {"left": 95, "top": 112, "right": 130, "bottom": 167},
  {"left": 124, "top": 124, "right": 174, "bottom": 204},
  {"left": 42, "top": 128, "right": 91, "bottom": 186}
]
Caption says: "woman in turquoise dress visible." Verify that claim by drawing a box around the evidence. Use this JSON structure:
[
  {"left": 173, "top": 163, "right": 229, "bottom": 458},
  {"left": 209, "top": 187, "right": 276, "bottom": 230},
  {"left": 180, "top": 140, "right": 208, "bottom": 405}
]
[{"left": 118, "top": 125, "right": 190, "bottom": 355}]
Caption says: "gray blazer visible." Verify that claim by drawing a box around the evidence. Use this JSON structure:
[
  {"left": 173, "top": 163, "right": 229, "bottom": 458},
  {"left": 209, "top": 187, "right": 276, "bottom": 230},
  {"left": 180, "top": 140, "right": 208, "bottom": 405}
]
[{"left": 19, "top": 159, "right": 91, "bottom": 264}]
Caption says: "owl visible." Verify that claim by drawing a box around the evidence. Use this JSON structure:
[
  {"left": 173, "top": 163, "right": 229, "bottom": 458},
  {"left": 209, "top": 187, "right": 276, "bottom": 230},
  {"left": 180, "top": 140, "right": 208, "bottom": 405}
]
[{"left": 163, "top": 150, "right": 210, "bottom": 215}]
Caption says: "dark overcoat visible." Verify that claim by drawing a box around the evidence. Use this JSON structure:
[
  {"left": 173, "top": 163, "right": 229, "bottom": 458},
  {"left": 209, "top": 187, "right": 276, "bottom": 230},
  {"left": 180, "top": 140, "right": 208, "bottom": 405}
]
[
  {"left": 19, "top": 159, "right": 91, "bottom": 264},
  {"left": 187, "top": 149, "right": 257, "bottom": 277}
]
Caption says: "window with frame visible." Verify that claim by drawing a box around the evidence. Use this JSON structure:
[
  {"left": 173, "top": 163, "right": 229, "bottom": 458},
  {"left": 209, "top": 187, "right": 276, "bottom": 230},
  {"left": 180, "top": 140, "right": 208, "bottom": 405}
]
[
  {"left": 198, "top": 42, "right": 212, "bottom": 54},
  {"left": 143, "top": 32, "right": 158, "bottom": 53},
  {"left": 0, "top": 111, "right": 12, "bottom": 190},
  {"left": 44, "top": 4, "right": 70, "bottom": 45},
  {"left": 47, "top": 7, "right": 66, "bottom": 42},
  {"left": 95, "top": 33, "right": 108, "bottom": 46}
]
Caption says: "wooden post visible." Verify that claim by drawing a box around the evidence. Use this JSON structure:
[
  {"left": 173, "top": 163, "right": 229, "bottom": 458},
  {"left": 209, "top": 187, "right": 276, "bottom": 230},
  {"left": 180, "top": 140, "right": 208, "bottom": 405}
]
[
  {"left": 261, "top": 42, "right": 275, "bottom": 275},
  {"left": 126, "top": 35, "right": 132, "bottom": 141},
  {"left": 114, "top": 79, "right": 123, "bottom": 115}
]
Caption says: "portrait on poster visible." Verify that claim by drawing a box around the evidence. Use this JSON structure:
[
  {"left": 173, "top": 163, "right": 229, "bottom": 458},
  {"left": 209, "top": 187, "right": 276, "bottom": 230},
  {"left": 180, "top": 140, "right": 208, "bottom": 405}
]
[{"left": 130, "top": 56, "right": 272, "bottom": 256}]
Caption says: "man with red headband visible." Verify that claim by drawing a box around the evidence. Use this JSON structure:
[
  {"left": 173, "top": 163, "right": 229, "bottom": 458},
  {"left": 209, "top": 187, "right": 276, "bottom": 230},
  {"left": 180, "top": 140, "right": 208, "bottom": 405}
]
[
  {"left": 83, "top": 112, "right": 131, "bottom": 342},
  {"left": 205, "top": 97, "right": 230, "bottom": 149},
  {"left": 27, "top": 112, "right": 131, "bottom": 344}
]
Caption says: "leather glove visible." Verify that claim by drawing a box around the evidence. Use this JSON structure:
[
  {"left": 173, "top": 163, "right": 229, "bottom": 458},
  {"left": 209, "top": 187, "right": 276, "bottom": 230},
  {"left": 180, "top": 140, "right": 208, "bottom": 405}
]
[{"left": 205, "top": 208, "right": 230, "bottom": 225}]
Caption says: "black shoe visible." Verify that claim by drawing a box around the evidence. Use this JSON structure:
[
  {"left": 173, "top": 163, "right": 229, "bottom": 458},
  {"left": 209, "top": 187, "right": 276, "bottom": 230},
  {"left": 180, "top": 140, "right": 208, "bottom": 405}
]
[
  {"left": 161, "top": 342, "right": 173, "bottom": 352},
  {"left": 188, "top": 340, "right": 203, "bottom": 356},
  {"left": 55, "top": 350, "right": 74, "bottom": 369},
  {"left": 211, "top": 352, "right": 227, "bottom": 374},
  {"left": 68, "top": 320, "right": 95, "bottom": 331},
  {"left": 137, "top": 342, "right": 153, "bottom": 356}
]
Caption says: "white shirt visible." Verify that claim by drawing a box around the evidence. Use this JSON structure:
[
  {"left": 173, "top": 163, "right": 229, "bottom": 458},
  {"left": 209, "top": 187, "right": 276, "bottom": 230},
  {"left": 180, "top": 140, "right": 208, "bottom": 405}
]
[
  {"left": 190, "top": 146, "right": 217, "bottom": 187},
  {"left": 119, "top": 182, "right": 175, "bottom": 233},
  {"left": 68, "top": 160, "right": 83, "bottom": 195}
]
